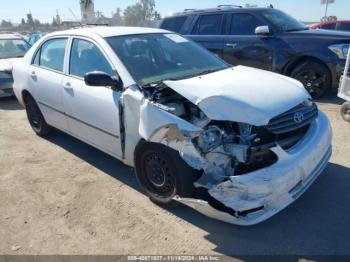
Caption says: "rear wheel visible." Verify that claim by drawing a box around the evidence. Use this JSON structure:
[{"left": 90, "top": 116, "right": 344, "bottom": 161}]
[
  {"left": 134, "top": 142, "right": 199, "bottom": 206},
  {"left": 291, "top": 61, "right": 331, "bottom": 99},
  {"left": 24, "top": 94, "right": 53, "bottom": 136},
  {"left": 341, "top": 102, "right": 350, "bottom": 122}
]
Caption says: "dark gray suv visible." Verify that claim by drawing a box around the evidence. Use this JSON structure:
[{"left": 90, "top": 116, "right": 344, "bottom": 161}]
[{"left": 160, "top": 6, "right": 350, "bottom": 98}]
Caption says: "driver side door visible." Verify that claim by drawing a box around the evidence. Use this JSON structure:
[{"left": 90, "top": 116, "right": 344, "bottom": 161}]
[
  {"left": 62, "top": 37, "right": 123, "bottom": 158},
  {"left": 222, "top": 13, "right": 275, "bottom": 70}
]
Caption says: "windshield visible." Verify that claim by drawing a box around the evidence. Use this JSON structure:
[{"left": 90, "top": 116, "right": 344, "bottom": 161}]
[
  {"left": 106, "top": 33, "right": 229, "bottom": 86},
  {"left": 0, "top": 39, "right": 30, "bottom": 59},
  {"left": 262, "top": 9, "right": 308, "bottom": 32}
]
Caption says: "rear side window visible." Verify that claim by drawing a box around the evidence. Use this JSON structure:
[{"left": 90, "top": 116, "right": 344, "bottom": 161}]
[
  {"left": 192, "top": 14, "right": 223, "bottom": 35},
  {"left": 69, "top": 38, "right": 113, "bottom": 78},
  {"left": 321, "top": 23, "right": 336, "bottom": 30},
  {"left": 230, "top": 13, "right": 264, "bottom": 35},
  {"left": 38, "top": 38, "right": 67, "bottom": 72},
  {"left": 161, "top": 16, "right": 188, "bottom": 33},
  {"left": 337, "top": 22, "right": 350, "bottom": 31}
]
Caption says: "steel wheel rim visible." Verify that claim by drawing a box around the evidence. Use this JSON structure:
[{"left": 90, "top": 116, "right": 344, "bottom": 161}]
[{"left": 143, "top": 152, "right": 175, "bottom": 197}]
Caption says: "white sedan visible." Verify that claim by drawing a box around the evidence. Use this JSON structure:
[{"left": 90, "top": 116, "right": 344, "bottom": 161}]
[{"left": 13, "top": 27, "right": 332, "bottom": 225}]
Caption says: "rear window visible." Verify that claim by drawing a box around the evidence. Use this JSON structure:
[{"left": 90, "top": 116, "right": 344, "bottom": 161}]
[
  {"left": 192, "top": 14, "right": 223, "bottom": 35},
  {"left": 161, "top": 16, "right": 188, "bottom": 33}
]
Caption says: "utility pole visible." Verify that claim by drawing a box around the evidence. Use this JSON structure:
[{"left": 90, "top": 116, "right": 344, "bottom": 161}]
[{"left": 324, "top": 0, "right": 329, "bottom": 17}]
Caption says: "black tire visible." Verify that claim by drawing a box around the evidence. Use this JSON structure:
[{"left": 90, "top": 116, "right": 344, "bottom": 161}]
[
  {"left": 341, "top": 102, "right": 350, "bottom": 122},
  {"left": 134, "top": 141, "right": 199, "bottom": 206},
  {"left": 24, "top": 94, "right": 53, "bottom": 136},
  {"left": 290, "top": 61, "right": 331, "bottom": 99}
]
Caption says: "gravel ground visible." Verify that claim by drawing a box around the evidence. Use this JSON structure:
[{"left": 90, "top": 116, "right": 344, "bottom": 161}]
[{"left": 0, "top": 94, "right": 349, "bottom": 257}]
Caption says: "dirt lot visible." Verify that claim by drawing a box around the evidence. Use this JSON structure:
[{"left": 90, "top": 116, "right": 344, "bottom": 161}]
[{"left": 0, "top": 95, "right": 349, "bottom": 257}]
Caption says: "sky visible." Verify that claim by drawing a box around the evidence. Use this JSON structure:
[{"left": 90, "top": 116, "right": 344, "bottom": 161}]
[{"left": 0, "top": 0, "right": 349, "bottom": 24}]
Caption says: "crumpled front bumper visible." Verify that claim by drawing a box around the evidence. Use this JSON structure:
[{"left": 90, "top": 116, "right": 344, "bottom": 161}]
[{"left": 176, "top": 111, "right": 332, "bottom": 226}]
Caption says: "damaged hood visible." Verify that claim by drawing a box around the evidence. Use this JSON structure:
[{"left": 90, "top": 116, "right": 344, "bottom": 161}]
[
  {"left": 164, "top": 66, "right": 310, "bottom": 126},
  {"left": 0, "top": 58, "right": 22, "bottom": 72}
]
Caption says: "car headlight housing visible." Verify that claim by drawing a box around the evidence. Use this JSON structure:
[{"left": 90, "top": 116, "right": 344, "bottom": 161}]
[
  {"left": 197, "top": 126, "right": 223, "bottom": 153},
  {"left": 329, "top": 44, "right": 350, "bottom": 59}
]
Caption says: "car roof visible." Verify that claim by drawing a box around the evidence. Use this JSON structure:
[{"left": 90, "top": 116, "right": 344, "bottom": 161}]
[
  {"left": 51, "top": 26, "right": 170, "bottom": 38},
  {"left": 171, "top": 7, "right": 272, "bottom": 16},
  {"left": 0, "top": 33, "right": 24, "bottom": 40}
]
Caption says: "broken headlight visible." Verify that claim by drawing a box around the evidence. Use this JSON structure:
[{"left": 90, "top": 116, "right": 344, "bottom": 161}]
[{"left": 197, "top": 126, "right": 223, "bottom": 153}]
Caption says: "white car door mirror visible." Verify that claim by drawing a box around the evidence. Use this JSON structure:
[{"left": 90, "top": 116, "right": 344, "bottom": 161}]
[
  {"left": 84, "top": 71, "right": 123, "bottom": 91},
  {"left": 255, "top": 26, "right": 271, "bottom": 37}
]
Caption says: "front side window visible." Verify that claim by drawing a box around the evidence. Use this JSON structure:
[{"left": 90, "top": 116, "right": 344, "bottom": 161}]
[
  {"left": 106, "top": 33, "right": 229, "bottom": 86},
  {"left": 39, "top": 38, "right": 67, "bottom": 72},
  {"left": 0, "top": 39, "right": 30, "bottom": 59},
  {"left": 230, "top": 13, "right": 265, "bottom": 35},
  {"left": 69, "top": 38, "right": 113, "bottom": 78},
  {"left": 192, "top": 14, "right": 223, "bottom": 35}
]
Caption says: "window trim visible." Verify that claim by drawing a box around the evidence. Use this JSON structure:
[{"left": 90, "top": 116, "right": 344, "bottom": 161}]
[
  {"left": 67, "top": 36, "right": 116, "bottom": 81},
  {"left": 191, "top": 13, "right": 224, "bottom": 35},
  {"left": 31, "top": 36, "right": 69, "bottom": 75}
]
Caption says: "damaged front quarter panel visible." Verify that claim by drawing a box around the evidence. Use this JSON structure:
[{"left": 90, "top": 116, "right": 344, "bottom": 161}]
[{"left": 138, "top": 99, "right": 207, "bottom": 170}]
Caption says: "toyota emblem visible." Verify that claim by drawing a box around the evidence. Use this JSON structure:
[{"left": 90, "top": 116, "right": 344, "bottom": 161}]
[{"left": 294, "top": 112, "right": 305, "bottom": 124}]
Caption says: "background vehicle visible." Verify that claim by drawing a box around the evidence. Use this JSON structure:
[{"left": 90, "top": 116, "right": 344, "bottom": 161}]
[
  {"left": 12, "top": 27, "right": 332, "bottom": 225},
  {"left": 338, "top": 42, "right": 350, "bottom": 122},
  {"left": 28, "top": 31, "right": 44, "bottom": 46},
  {"left": 0, "top": 34, "right": 30, "bottom": 98},
  {"left": 160, "top": 6, "right": 350, "bottom": 98},
  {"left": 310, "top": 20, "right": 350, "bottom": 31}
]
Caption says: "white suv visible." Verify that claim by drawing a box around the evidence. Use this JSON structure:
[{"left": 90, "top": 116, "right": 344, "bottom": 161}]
[{"left": 13, "top": 27, "right": 332, "bottom": 225}]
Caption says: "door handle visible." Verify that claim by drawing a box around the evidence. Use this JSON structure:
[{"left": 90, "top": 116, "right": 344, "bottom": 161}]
[
  {"left": 226, "top": 43, "right": 238, "bottom": 48},
  {"left": 63, "top": 82, "right": 73, "bottom": 90}
]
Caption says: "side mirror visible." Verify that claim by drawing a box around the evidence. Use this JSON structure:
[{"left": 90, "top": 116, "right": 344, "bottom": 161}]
[
  {"left": 84, "top": 71, "right": 123, "bottom": 91},
  {"left": 255, "top": 25, "right": 271, "bottom": 37}
]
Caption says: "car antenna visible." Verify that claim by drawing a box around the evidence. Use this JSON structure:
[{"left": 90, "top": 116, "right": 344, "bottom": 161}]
[
  {"left": 68, "top": 8, "right": 83, "bottom": 27},
  {"left": 269, "top": 4, "right": 274, "bottom": 8}
]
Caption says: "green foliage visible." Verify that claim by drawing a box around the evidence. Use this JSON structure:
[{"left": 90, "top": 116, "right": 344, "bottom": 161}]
[{"left": 124, "top": 0, "right": 161, "bottom": 26}]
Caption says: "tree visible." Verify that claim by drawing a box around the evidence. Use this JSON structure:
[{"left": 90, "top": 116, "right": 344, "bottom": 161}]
[
  {"left": 124, "top": 0, "right": 160, "bottom": 26},
  {"left": 1, "top": 20, "right": 13, "bottom": 28},
  {"left": 52, "top": 17, "right": 58, "bottom": 27},
  {"left": 21, "top": 18, "right": 26, "bottom": 25},
  {"left": 112, "top": 8, "right": 123, "bottom": 25}
]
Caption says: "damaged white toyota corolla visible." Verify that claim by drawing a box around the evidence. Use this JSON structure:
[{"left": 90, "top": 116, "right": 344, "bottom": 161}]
[{"left": 12, "top": 27, "right": 332, "bottom": 225}]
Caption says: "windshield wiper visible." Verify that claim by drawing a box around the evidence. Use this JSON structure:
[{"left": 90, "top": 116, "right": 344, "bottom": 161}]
[
  {"left": 285, "top": 27, "right": 309, "bottom": 32},
  {"left": 185, "top": 68, "right": 225, "bottom": 79}
]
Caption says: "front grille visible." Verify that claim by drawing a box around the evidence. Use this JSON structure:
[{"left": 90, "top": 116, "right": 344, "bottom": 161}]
[{"left": 266, "top": 102, "right": 318, "bottom": 135}]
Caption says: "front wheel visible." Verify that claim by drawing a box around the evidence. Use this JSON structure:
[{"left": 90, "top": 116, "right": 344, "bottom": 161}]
[
  {"left": 134, "top": 142, "right": 199, "bottom": 206},
  {"left": 341, "top": 102, "right": 350, "bottom": 122},
  {"left": 291, "top": 61, "right": 331, "bottom": 99},
  {"left": 24, "top": 95, "right": 53, "bottom": 136}
]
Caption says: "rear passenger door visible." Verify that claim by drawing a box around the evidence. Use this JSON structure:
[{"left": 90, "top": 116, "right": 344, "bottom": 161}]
[
  {"left": 30, "top": 37, "right": 69, "bottom": 132},
  {"left": 62, "top": 37, "right": 123, "bottom": 158},
  {"left": 186, "top": 14, "right": 225, "bottom": 57},
  {"left": 222, "top": 13, "right": 275, "bottom": 70}
]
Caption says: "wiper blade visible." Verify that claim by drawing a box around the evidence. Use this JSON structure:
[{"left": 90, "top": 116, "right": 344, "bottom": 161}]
[{"left": 285, "top": 27, "right": 308, "bottom": 32}]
